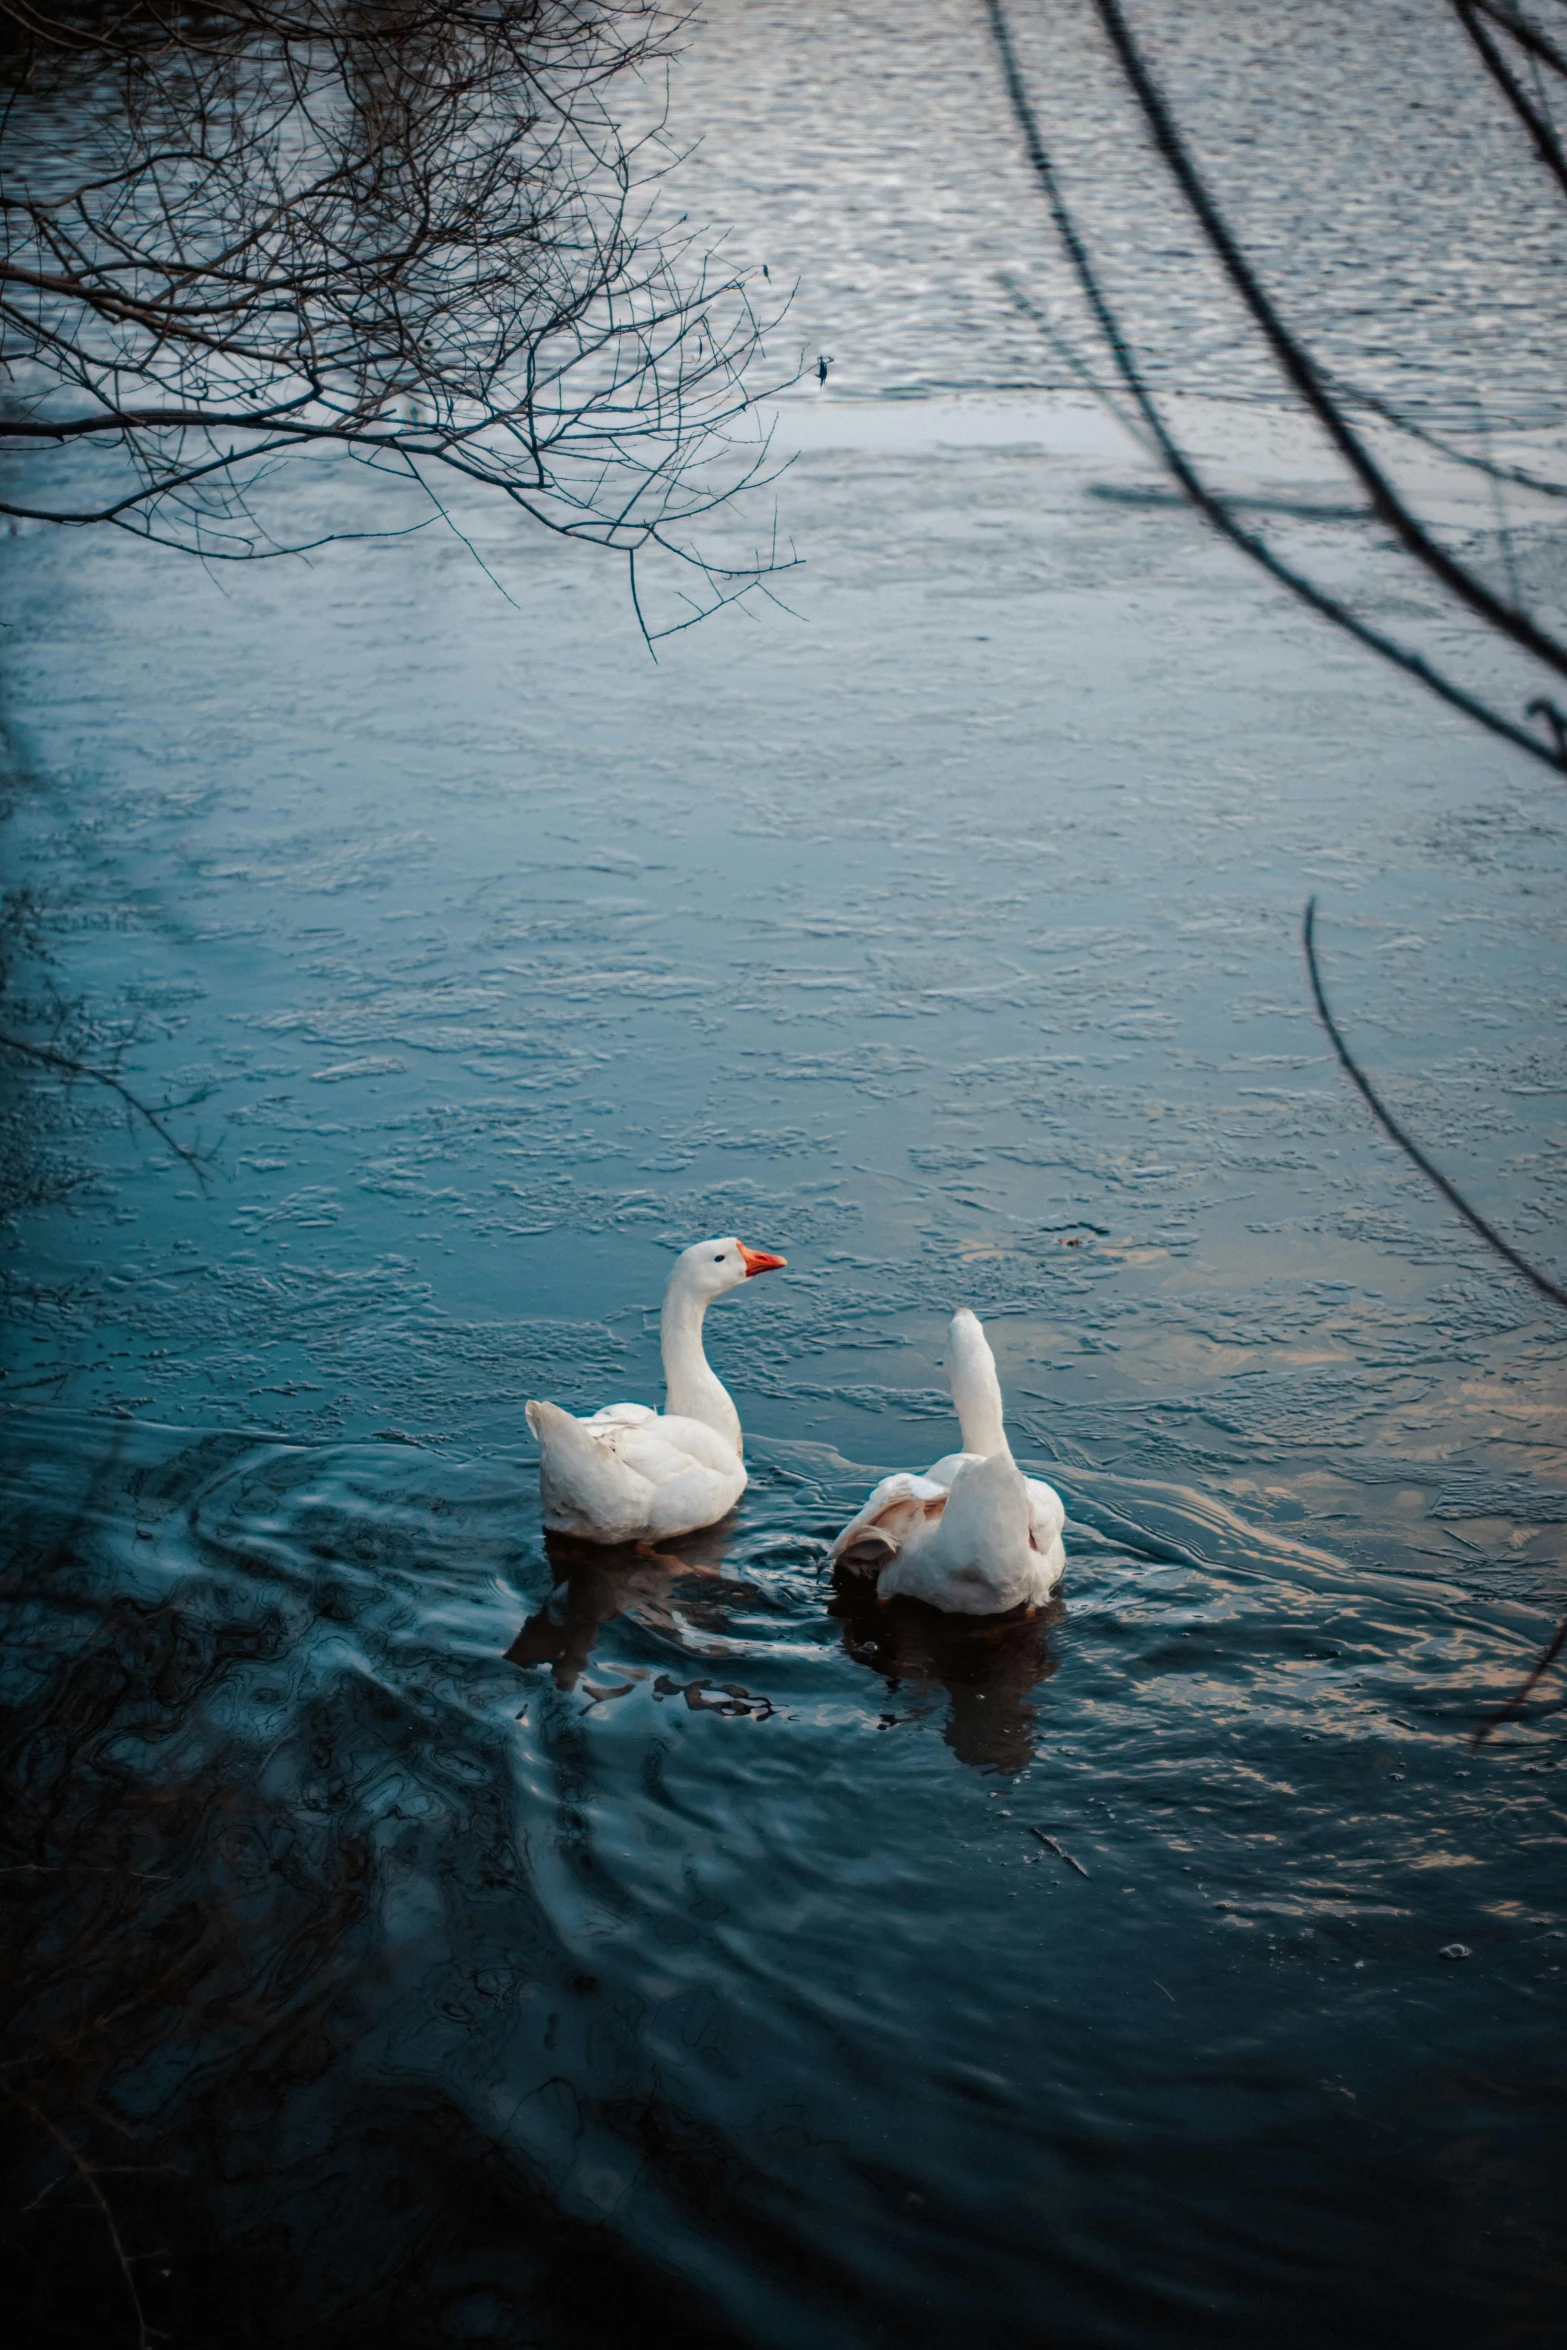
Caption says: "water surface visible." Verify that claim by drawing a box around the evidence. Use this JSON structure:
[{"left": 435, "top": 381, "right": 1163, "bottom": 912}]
[{"left": 3, "top": 4, "right": 1566, "bottom": 2343}]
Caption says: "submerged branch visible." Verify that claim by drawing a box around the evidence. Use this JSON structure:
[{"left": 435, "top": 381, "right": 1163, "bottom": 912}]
[{"left": 18, "top": 2100, "right": 154, "bottom": 2350}]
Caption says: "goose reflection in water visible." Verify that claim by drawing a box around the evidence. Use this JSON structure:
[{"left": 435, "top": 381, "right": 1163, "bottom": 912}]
[
  {"left": 505, "top": 1521, "right": 762, "bottom": 1698},
  {"left": 505, "top": 1527, "right": 1061, "bottom": 1764},
  {"left": 831, "top": 1572, "right": 1063, "bottom": 1773}
]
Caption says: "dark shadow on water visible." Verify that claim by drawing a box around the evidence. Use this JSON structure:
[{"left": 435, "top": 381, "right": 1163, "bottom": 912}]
[
  {"left": 830, "top": 1569, "right": 1064, "bottom": 1773},
  {"left": 0, "top": 1463, "right": 786, "bottom": 2350},
  {"left": 7, "top": 1421, "right": 1566, "bottom": 2348},
  {"left": 505, "top": 1520, "right": 765, "bottom": 1697}
]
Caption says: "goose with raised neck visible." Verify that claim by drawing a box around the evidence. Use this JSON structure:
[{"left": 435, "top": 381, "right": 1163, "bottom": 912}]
[
  {"left": 661, "top": 1265, "right": 746, "bottom": 1451},
  {"left": 830, "top": 1308, "right": 1065, "bottom": 1614},
  {"left": 526, "top": 1236, "right": 786, "bottom": 1545}
]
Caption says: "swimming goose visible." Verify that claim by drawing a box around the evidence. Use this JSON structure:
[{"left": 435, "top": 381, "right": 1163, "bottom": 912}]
[
  {"left": 525, "top": 1237, "right": 785, "bottom": 1543},
  {"left": 830, "top": 1308, "right": 1065, "bottom": 1614}
]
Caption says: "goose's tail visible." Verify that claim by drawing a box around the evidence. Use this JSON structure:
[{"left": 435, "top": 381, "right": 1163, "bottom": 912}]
[{"left": 526, "top": 1399, "right": 648, "bottom": 1542}]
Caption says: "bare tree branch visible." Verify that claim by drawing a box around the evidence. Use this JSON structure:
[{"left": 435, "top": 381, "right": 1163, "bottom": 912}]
[
  {"left": 0, "top": 1027, "right": 216, "bottom": 1184},
  {"left": 1455, "top": 0, "right": 1567, "bottom": 198},
  {"left": 1086, "top": 0, "right": 1567, "bottom": 682},
  {"left": 985, "top": 5, "right": 1567, "bottom": 1735},
  {"left": 983, "top": 0, "right": 1567, "bottom": 775},
  {"left": 1470, "top": 1608, "right": 1567, "bottom": 1745},
  {"left": 1302, "top": 899, "right": 1567, "bottom": 1312},
  {"left": 0, "top": 2, "right": 797, "bottom": 626}
]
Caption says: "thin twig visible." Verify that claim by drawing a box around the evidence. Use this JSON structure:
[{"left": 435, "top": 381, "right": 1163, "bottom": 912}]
[
  {"left": 1471, "top": 1610, "right": 1567, "bottom": 1746},
  {"left": 627, "top": 544, "right": 657, "bottom": 660},
  {"left": 1302, "top": 900, "right": 1567, "bottom": 1310},
  {"left": 1030, "top": 1826, "right": 1090, "bottom": 1876},
  {"left": 20, "top": 2101, "right": 158, "bottom": 2350},
  {"left": 1304, "top": 900, "right": 1567, "bottom": 1739},
  {"left": 0, "top": 1029, "right": 214, "bottom": 1186}
]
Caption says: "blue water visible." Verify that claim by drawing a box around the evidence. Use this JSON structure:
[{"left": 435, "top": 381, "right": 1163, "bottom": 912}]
[
  {"left": 3, "top": 3, "right": 1566, "bottom": 2342},
  {"left": 5, "top": 1405, "right": 1563, "bottom": 2346}
]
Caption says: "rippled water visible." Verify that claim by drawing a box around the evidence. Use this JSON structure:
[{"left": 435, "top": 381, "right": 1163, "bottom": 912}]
[
  {"left": 4, "top": 2, "right": 1567, "bottom": 2344},
  {"left": 6, "top": 1409, "right": 1564, "bottom": 2347},
  {"left": 673, "top": 0, "right": 1567, "bottom": 423}
]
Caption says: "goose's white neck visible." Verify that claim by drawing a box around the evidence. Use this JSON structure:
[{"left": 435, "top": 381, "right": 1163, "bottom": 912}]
[
  {"left": 661, "top": 1285, "right": 743, "bottom": 1455},
  {"left": 947, "top": 1310, "right": 1009, "bottom": 1458}
]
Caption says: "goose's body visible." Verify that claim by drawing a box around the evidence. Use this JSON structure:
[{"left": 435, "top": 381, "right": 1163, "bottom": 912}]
[
  {"left": 526, "top": 1237, "right": 785, "bottom": 1544},
  {"left": 831, "top": 1309, "right": 1065, "bottom": 1614}
]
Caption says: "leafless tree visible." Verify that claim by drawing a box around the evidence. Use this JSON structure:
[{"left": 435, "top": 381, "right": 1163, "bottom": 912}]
[
  {"left": 1, "top": 6, "right": 798, "bottom": 1193},
  {"left": 0, "top": 1, "right": 793, "bottom": 639},
  {"left": 985, "top": 0, "right": 1567, "bottom": 1730},
  {"left": 987, "top": 0, "right": 1567, "bottom": 777}
]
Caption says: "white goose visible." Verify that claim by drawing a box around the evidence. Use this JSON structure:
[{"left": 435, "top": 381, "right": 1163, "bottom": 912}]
[
  {"left": 525, "top": 1237, "right": 786, "bottom": 1544},
  {"left": 830, "top": 1309, "right": 1065, "bottom": 1614}
]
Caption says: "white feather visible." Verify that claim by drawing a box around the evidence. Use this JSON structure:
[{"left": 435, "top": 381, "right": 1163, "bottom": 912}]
[
  {"left": 830, "top": 1308, "right": 1065, "bottom": 1614},
  {"left": 525, "top": 1237, "right": 784, "bottom": 1544}
]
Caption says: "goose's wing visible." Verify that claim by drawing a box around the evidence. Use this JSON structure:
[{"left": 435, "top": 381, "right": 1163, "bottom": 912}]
[
  {"left": 878, "top": 1452, "right": 1037, "bottom": 1613},
  {"left": 1024, "top": 1474, "right": 1066, "bottom": 1556},
  {"left": 635, "top": 1414, "right": 744, "bottom": 1474},
  {"left": 1019, "top": 1473, "right": 1067, "bottom": 1592},
  {"left": 529, "top": 1405, "right": 746, "bottom": 1544},
  {"left": 923, "top": 1449, "right": 984, "bottom": 1491},
  {"left": 602, "top": 1415, "right": 745, "bottom": 1539},
  {"left": 644, "top": 1459, "right": 746, "bottom": 1541},
  {"left": 830, "top": 1472, "right": 947, "bottom": 1571},
  {"left": 526, "top": 1399, "right": 657, "bottom": 1543}
]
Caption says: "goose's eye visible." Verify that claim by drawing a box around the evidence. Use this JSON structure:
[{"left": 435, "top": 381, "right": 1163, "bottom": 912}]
[{"left": 713, "top": 1253, "right": 726, "bottom": 1263}]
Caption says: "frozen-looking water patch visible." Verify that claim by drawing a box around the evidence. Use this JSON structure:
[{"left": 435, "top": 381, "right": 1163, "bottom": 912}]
[{"left": 768, "top": 391, "right": 1145, "bottom": 458}]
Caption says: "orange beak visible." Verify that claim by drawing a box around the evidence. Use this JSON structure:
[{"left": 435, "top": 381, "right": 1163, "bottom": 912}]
[{"left": 737, "top": 1241, "right": 787, "bottom": 1277}]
